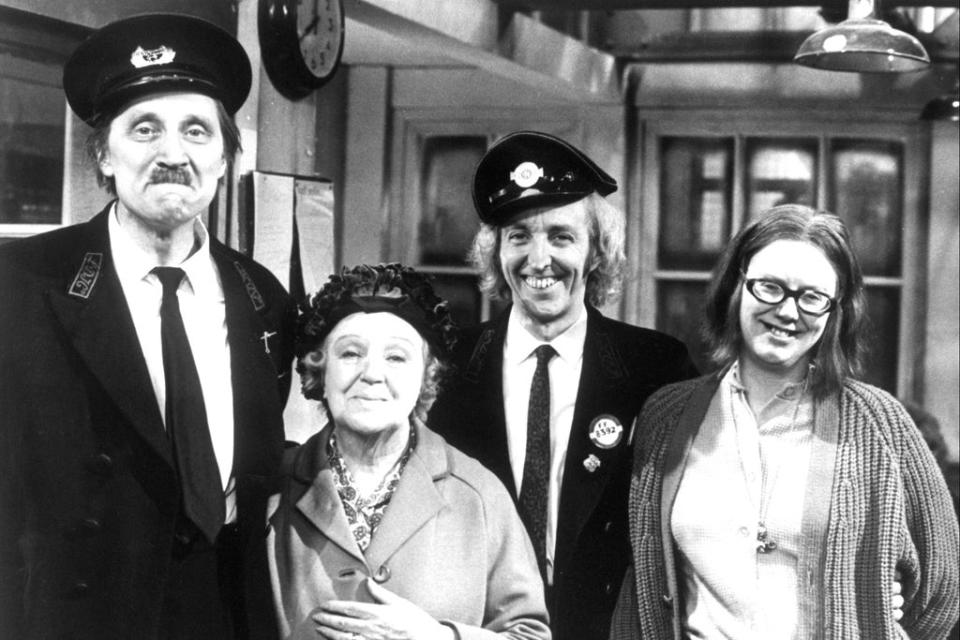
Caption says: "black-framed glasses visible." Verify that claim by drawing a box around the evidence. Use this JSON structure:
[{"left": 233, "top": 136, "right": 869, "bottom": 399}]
[{"left": 742, "top": 275, "right": 836, "bottom": 316}]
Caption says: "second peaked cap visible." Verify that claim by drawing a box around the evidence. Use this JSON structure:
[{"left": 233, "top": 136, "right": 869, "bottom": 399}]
[{"left": 472, "top": 131, "right": 617, "bottom": 225}]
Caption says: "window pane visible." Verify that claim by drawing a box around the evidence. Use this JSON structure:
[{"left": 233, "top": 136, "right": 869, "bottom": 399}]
[
  {"left": 746, "top": 138, "right": 816, "bottom": 220},
  {"left": 418, "top": 136, "right": 486, "bottom": 266},
  {"left": 659, "top": 137, "right": 733, "bottom": 271},
  {"left": 656, "top": 280, "right": 711, "bottom": 374},
  {"left": 829, "top": 140, "right": 903, "bottom": 277},
  {"left": 0, "top": 46, "right": 66, "bottom": 225},
  {"left": 861, "top": 286, "right": 899, "bottom": 394}
]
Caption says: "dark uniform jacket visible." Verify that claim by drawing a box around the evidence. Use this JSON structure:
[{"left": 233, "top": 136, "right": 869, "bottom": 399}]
[
  {"left": 428, "top": 304, "right": 697, "bottom": 640},
  {"left": 0, "top": 206, "right": 296, "bottom": 640}
]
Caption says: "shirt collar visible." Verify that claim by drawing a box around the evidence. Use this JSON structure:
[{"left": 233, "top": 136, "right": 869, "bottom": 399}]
[
  {"left": 504, "top": 304, "right": 588, "bottom": 366},
  {"left": 108, "top": 202, "right": 217, "bottom": 297},
  {"left": 725, "top": 360, "right": 809, "bottom": 401}
]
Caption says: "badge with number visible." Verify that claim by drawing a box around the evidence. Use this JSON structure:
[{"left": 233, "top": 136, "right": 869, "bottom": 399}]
[{"left": 588, "top": 414, "right": 623, "bottom": 449}]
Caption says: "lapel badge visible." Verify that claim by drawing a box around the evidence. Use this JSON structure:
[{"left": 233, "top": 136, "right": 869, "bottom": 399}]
[
  {"left": 130, "top": 45, "right": 176, "bottom": 68},
  {"left": 583, "top": 454, "right": 601, "bottom": 473},
  {"left": 588, "top": 414, "right": 623, "bottom": 450},
  {"left": 68, "top": 252, "right": 103, "bottom": 299},
  {"left": 509, "top": 162, "right": 544, "bottom": 189}
]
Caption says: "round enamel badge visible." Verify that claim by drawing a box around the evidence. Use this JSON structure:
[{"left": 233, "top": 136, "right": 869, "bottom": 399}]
[
  {"left": 588, "top": 415, "right": 623, "bottom": 449},
  {"left": 509, "top": 162, "right": 544, "bottom": 188}
]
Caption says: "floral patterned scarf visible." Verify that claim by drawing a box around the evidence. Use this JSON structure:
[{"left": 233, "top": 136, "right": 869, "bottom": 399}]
[{"left": 327, "top": 427, "right": 416, "bottom": 552}]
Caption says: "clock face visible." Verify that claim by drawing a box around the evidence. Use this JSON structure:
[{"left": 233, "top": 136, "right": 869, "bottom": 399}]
[{"left": 296, "top": 0, "right": 343, "bottom": 80}]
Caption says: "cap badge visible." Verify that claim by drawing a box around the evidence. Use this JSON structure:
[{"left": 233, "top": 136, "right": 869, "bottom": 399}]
[
  {"left": 589, "top": 414, "right": 623, "bottom": 450},
  {"left": 510, "top": 162, "right": 544, "bottom": 189},
  {"left": 583, "top": 454, "right": 601, "bottom": 473},
  {"left": 130, "top": 45, "right": 176, "bottom": 69}
]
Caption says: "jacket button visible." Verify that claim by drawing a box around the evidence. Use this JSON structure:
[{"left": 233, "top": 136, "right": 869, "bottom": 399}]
[
  {"left": 662, "top": 593, "right": 673, "bottom": 607},
  {"left": 604, "top": 582, "right": 614, "bottom": 594},
  {"left": 81, "top": 517, "right": 101, "bottom": 532},
  {"left": 373, "top": 565, "right": 391, "bottom": 583},
  {"left": 68, "top": 581, "right": 90, "bottom": 598},
  {"left": 603, "top": 520, "right": 613, "bottom": 534},
  {"left": 87, "top": 453, "right": 114, "bottom": 476}
]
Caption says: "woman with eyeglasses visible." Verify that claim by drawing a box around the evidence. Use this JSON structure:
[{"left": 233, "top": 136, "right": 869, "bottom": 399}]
[{"left": 610, "top": 205, "right": 958, "bottom": 639}]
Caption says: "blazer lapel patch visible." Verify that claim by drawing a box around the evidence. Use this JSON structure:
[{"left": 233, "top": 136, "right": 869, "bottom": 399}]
[
  {"left": 218, "top": 257, "right": 284, "bottom": 478},
  {"left": 47, "top": 255, "right": 171, "bottom": 469}
]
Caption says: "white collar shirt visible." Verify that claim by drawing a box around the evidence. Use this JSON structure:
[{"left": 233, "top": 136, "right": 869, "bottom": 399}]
[
  {"left": 109, "top": 206, "right": 236, "bottom": 523},
  {"left": 502, "top": 305, "right": 587, "bottom": 584},
  {"left": 671, "top": 361, "right": 814, "bottom": 639}
]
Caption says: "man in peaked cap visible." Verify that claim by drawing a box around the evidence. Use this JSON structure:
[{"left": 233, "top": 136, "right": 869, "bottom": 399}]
[
  {"left": 0, "top": 14, "right": 294, "bottom": 640},
  {"left": 428, "top": 131, "right": 698, "bottom": 640}
]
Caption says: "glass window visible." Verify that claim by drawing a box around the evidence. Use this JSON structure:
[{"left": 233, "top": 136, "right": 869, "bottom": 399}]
[
  {"left": 829, "top": 140, "right": 903, "bottom": 277},
  {"left": 656, "top": 280, "right": 711, "bottom": 373},
  {"left": 0, "top": 18, "right": 71, "bottom": 229},
  {"left": 418, "top": 136, "right": 486, "bottom": 266},
  {"left": 658, "top": 137, "right": 733, "bottom": 271},
  {"left": 746, "top": 138, "right": 817, "bottom": 220}
]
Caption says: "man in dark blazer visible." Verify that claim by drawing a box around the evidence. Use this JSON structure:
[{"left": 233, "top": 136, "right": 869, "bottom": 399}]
[
  {"left": 428, "top": 131, "right": 697, "bottom": 640},
  {"left": 0, "top": 15, "right": 294, "bottom": 640}
]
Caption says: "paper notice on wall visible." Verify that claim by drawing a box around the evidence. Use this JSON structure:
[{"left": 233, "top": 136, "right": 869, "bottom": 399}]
[
  {"left": 252, "top": 172, "right": 295, "bottom": 289},
  {"left": 294, "top": 179, "right": 335, "bottom": 294}
]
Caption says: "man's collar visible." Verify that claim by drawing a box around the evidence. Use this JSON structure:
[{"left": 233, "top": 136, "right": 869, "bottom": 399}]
[
  {"left": 108, "top": 202, "right": 216, "bottom": 296},
  {"left": 504, "top": 304, "right": 588, "bottom": 365}
]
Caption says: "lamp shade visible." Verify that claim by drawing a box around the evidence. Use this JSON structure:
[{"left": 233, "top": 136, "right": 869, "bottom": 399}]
[{"left": 794, "top": 17, "right": 930, "bottom": 73}]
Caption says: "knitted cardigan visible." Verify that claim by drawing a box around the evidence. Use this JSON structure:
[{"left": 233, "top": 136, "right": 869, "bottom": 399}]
[{"left": 610, "top": 373, "right": 959, "bottom": 640}]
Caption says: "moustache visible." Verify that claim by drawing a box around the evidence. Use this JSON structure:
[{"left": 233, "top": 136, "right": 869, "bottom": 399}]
[{"left": 149, "top": 168, "right": 192, "bottom": 186}]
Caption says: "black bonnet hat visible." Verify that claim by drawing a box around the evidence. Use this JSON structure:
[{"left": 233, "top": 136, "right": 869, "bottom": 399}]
[
  {"left": 63, "top": 13, "right": 251, "bottom": 125},
  {"left": 296, "top": 264, "right": 459, "bottom": 395},
  {"left": 472, "top": 130, "right": 617, "bottom": 225}
]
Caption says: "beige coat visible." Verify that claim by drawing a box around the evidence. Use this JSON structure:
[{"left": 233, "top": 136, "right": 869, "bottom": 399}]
[{"left": 267, "top": 421, "right": 551, "bottom": 640}]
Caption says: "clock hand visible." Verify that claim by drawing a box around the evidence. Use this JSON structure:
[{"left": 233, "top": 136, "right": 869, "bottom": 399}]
[{"left": 300, "top": 15, "right": 319, "bottom": 39}]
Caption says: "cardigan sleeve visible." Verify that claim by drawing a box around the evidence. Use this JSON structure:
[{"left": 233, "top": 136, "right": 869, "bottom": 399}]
[{"left": 889, "top": 399, "right": 960, "bottom": 638}]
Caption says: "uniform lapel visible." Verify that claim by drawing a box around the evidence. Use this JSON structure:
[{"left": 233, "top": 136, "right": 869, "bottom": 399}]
[
  {"left": 465, "top": 314, "right": 516, "bottom": 498},
  {"left": 44, "top": 209, "right": 172, "bottom": 468},
  {"left": 214, "top": 249, "right": 285, "bottom": 479},
  {"left": 553, "top": 310, "right": 626, "bottom": 568}
]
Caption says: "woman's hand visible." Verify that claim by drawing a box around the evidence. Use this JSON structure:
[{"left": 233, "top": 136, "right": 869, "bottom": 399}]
[{"left": 312, "top": 578, "right": 455, "bottom": 640}]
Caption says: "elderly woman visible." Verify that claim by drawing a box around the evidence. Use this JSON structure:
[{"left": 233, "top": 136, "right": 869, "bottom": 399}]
[
  {"left": 267, "top": 264, "right": 550, "bottom": 640},
  {"left": 611, "top": 205, "right": 959, "bottom": 639}
]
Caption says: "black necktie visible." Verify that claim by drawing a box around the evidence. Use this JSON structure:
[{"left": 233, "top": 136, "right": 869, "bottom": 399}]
[
  {"left": 518, "top": 344, "right": 556, "bottom": 578},
  {"left": 153, "top": 267, "right": 224, "bottom": 544}
]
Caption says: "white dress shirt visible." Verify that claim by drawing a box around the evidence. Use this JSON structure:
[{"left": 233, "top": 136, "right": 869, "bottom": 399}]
[
  {"left": 109, "top": 207, "right": 237, "bottom": 523},
  {"left": 502, "top": 305, "right": 587, "bottom": 584}
]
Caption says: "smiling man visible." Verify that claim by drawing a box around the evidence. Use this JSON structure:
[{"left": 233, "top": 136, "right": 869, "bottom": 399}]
[
  {"left": 0, "top": 14, "right": 294, "bottom": 640},
  {"left": 428, "top": 130, "right": 698, "bottom": 640}
]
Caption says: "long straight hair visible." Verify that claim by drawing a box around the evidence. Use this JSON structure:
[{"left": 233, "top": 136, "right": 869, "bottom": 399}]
[{"left": 702, "top": 204, "right": 868, "bottom": 397}]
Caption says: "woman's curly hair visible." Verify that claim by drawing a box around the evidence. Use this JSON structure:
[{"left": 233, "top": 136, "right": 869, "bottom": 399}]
[{"left": 295, "top": 264, "right": 459, "bottom": 422}]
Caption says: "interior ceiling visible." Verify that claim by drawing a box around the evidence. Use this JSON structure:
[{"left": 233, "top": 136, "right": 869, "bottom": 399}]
[{"left": 491, "top": 0, "right": 959, "bottom": 8}]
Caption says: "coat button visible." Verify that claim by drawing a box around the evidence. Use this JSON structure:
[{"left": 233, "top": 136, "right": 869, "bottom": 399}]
[
  {"left": 662, "top": 593, "right": 673, "bottom": 608},
  {"left": 373, "top": 565, "right": 391, "bottom": 583},
  {"left": 603, "top": 520, "right": 613, "bottom": 534},
  {"left": 68, "top": 581, "right": 90, "bottom": 598},
  {"left": 604, "top": 582, "right": 614, "bottom": 594},
  {"left": 87, "top": 453, "right": 114, "bottom": 476},
  {"left": 81, "top": 517, "right": 101, "bottom": 532}
]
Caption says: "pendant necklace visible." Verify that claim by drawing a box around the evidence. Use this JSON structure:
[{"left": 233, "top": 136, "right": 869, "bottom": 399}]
[{"left": 732, "top": 376, "right": 806, "bottom": 555}]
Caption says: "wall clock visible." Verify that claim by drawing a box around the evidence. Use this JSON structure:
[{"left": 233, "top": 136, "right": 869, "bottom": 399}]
[{"left": 258, "top": 0, "right": 345, "bottom": 100}]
